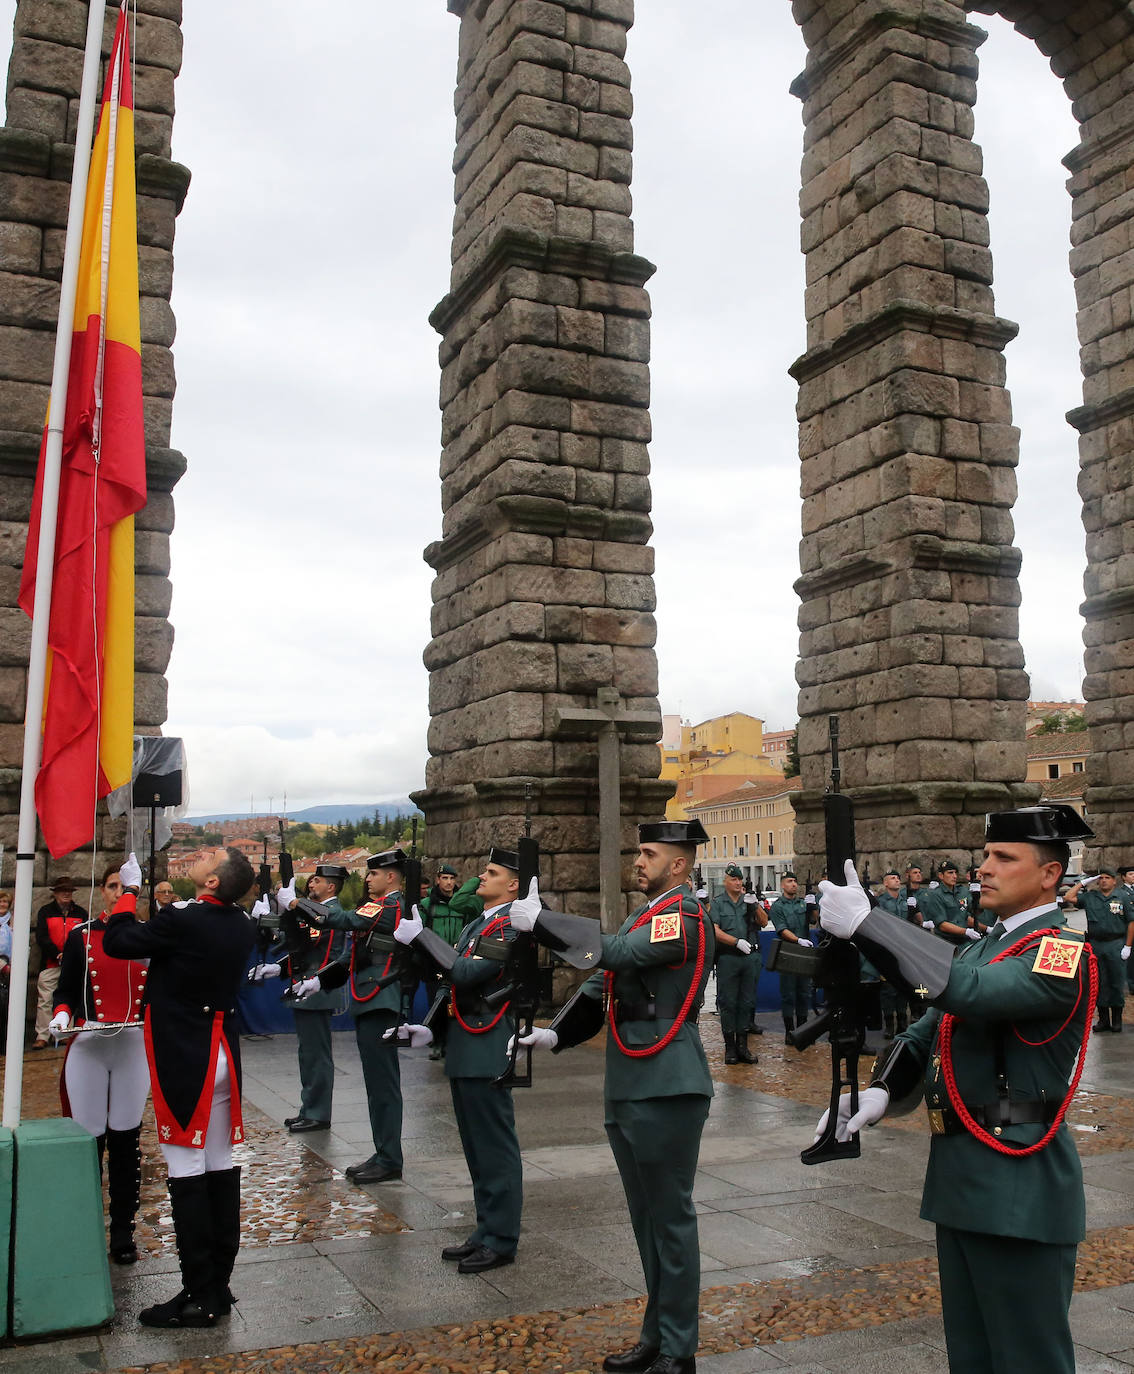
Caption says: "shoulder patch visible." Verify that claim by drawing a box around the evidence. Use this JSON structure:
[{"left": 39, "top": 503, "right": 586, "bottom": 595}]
[
  {"left": 1032, "top": 935, "right": 1084, "bottom": 979},
  {"left": 650, "top": 912, "right": 682, "bottom": 943},
  {"left": 355, "top": 902, "right": 380, "bottom": 917}
]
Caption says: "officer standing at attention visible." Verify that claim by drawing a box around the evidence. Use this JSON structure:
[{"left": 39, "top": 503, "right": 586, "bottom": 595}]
[
  {"left": 709, "top": 864, "right": 758, "bottom": 1065},
  {"left": 298, "top": 850, "right": 408, "bottom": 1183},
  {"left": 510, "top": 819, "right": 715, "bottom": 1374},
  {"left": 769, "top": 872, "right": 813, "bottom": 1043},
  {"left": 391, "top": 847, "right": 522, "bottom": 1273},
  {"left": 418, "top": 864, "right": 484, "bottom": 1061},
  {"left": 254, "top": 862, "right": 350, "bottom": 1132},
  {"left": 1062, "top": 868, "right": 1134, "bottom": 1032},
  {"left": 814, "top": 805, "right": 1096, "bottom": 1374},
  {"left": 918, "top": 860, "right": 980, "bottom": 946}
]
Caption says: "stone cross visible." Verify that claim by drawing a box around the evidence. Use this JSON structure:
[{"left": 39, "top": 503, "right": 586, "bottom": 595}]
[{"left": 551, "top": 688, "right": 661, "bottom": 932}]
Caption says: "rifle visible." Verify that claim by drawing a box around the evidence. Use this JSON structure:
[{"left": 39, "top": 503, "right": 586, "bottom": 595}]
[
  {"left": 274, "top": 811, "right": 311, "bottom": 982},
  {"left": 253, "top": 836, "right": 275, "bottom": 959},
  {"left": 488, "top": 782, "right": 541, "bottom": 1087},
  {"left": 768, "top": 714, "right": 865, "bottom": 1166}
]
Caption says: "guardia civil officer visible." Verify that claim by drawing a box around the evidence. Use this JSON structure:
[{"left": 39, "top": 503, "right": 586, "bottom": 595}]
[
  {"left": 393, "top": 847, "right": 523, "bottom": 1273},
  {"left": 104, "top": 847, "right": 257, "bottom": 1328},
  {"left": 253, "top": 861, "right": 350, "bottom": 1131},
  {"left": 768, "top": 872, "right": 814, "bottom": 1042},
  {"left": 872, "top": 870, "right": 912, "bottom": 1039},
  {"left": 300, "top": 849, "right": 408, "bottom": 1183},
  {"left": 709, "top": 864, "right": 759, "bottom": 1065},
  {"left": 418, "top": 864, "right": 484, "bottom": 1060},
  {"left": 917, "top": 860, "right": 979, "bottom": 946},
  {"left": 814, "top": 805, "right": 1095, "bottom": 1374},
  {"left": 510, "top": 819, "right": 715, "bottom": 1374},
  {"left": 1063, "top": 868, "right": 1134, "bottom": 1032}
]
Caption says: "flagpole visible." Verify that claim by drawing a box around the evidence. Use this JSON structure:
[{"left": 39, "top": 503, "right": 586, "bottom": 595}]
[{"left": 5, "top": 0, "right": 111, "bottom": 1128}]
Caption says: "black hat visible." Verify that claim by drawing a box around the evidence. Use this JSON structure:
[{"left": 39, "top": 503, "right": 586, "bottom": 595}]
[
  {"left": 984, "top": 805, "right": 1094, "bottom": 844},
  {"left": 314, "top": 863, "right": 349, "bottom": 882},
  {"left": 637, "top": 820, "right": 709, "bottom": 846},
  {"left": 1120, "top": 862, "right": 1134, "bottom": 875},
  {"left": 487, "top": 847, "right": 520, "bottom": 871},
  {"left": 724, "top": 864, "right": 744, "bottom": 878},
  {"left": 938, "top": 860, "right": 959, "bottom": 874},
  {"left": 884, "top": 869, "right": 901, "bottom": 879},
  {"left": 438, "top": 863, "right": 458, "bottom": 877},
  {"left": 781, "top": 871, "right": 797, "bottom": 881},
  {"left": 367, "top": 848, "right": 406, "bottom": 871}
]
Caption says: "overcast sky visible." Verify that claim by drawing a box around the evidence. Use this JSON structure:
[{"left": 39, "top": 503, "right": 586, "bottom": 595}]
[{"left": 3, "top": 3, "right": 1086, "bottom": 814}]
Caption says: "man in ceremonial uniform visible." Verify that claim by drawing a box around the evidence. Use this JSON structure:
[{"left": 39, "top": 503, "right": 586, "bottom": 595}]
[
  {"left": 511, "top": 819, "right": 715, "bottom": 1374},
  {"left": 1063, "top": 868, "right": 1134, "bottom": 1032},
  {"left": 394, "top": 847, "right": 523, "bottom": 1273},
  {"left": 298, "top": 849, "right": 408, "bottom": 1183},
  {"left": 104, "top": 847, "right": 256, "bottom": 1328},
  {"left": 709, "top": 864, "right": 758, "bottom": 1064},
  {"left": 32, "top": 876, "right": 87, "bottom": 1048},
  {"left": 418, "top": 863, "right": 484, "bottom": 1060},
  {"left": 254, "top": 862, "right": 350, "bottom": 1131},
  {"left": 918, "top": 860, "right": 979, "bottom": 946},
  {"left": 814, "top": 805, "right": 1096, "bottom": 1374},
  {"left": 768, "top": 872, "right": 814, "bottom": 1042}
]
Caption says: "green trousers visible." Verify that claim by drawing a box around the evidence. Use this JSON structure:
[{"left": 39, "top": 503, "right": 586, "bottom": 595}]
[
  {"left": 936, "top": 1224, "right": 1076, "bottom": 1373},
  {"left": 294, "top": 1009, "right": 334, "bottom": 1121},
  {"left": 1090, "top": 938, "right": 1126, "bottom": 1008},
  {"left": 716, "top": 954, "right": 759, "bottom": 1034},
  {"left": 605, "top": 1093, "right": 710, "bottom": 1360},
  {"left": 450, "top": 1077, "right": 522, "bottom": 1257},
  {"left": 353, "top": 1009, "right": 403, "bottom": 1171}
]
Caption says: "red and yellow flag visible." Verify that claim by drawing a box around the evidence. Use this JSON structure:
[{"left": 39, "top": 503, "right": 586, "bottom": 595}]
[{"left": 18, "top": 8, "right": 147, "bottom": 858}]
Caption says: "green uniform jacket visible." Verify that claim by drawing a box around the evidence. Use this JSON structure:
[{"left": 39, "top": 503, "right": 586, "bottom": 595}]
[
  {"left": 289, "top": 896, "right": 348, "bottom": 1014},
  {"left": 317, "top": 892, "right": 404, "bottom": 1016},
  {"left": 899, "top": 908, "right": 1089, "bottom": 1244},
  {"left": 1080, "top": 887, "right": 1134, "bottom": 939},
  {"left": 420, "top": 876, "right": 483, "bottom": 947},
  {"left": 576, "top": 885, "right": 716, "bottom": 1107},
  {"left": 769, "top": 895, "right": 809, "bottom": 938},
  {"left": 874, "top": 891, "right": 905, "bottom": 920},
  {"left": 443, "top": 904, "right": 517, "bottom": 1079},
  {"left": 708, "top": 891, "right": 748, "bottom": 960},
  {"left": 918, "top": 884, "right": 971, "bottom": 944}
]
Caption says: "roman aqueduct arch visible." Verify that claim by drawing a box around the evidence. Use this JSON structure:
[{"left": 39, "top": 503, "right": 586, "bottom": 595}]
[{"left": 1, "top": 0, "right": 1132, "bottom": 907}]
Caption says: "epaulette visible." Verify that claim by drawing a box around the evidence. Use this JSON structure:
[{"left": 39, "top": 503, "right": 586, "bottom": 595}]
[{"left": 680, "top": 896, "right": 703, "bottom": 917}]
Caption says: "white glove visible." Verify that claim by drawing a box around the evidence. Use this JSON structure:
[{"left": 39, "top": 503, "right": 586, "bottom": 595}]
[
  {"left": 276, "top": 881, "right": 296, "bottom": 912},
  {"left": 506, "top": 878, "right": 541, "bottom": 933},
  {"left": 816, "top": 860, "right": 870, "bottom": 938},
  {"left": 922, "top": 920, "right": 936, "bottom": 931},
  {"left": 511, "top": 1026, "right": 558, "bottom": 1053},
  {"left": 906, "top": 896, "right": 919, "bottom": 909},
  {"left": 250, "top": 895, "right": 271, "bottom": 920},
  {"left": 394, "top": 907, "right": 423, "bottom": 945},
  {"left": 804, "top": 892, "right": 817, "bottom": 907},
  {"left": 1122, "top": 946, "right": 1131, "bottom": 962},
  {"left": 743, "top": 893, "right": 758, "bottom": 906},
  {"left": 735, "top": 938, "right": 753, "bottom": 956},
  {"left": 813, "top": 1084, "right": 889, "bottom": 1143},
  {"left": 248, "top": 962, "right": 281, "bottom": 982},
  {"left": 969, "top": 881, "right": 981, "bottom": 894},
  {"left": 291, "top": 976, "right": 321, "bottom": 1001},
  {"left": 383, "top": 1023, "right": 433, "bottom": 1047},
  {"left": 796, "top": 937, "right": 814, "bottom": 949},
  {"left": 695, "top": 888, "right": 708, "bottom": 902},
  {"left": 48, "top": 1010, "right": 70, "bottom": 1034},
  {"left": 929, "top": 880, "right": 939, "bottom": 889},
  {"left": 964, "top": 928, "right": 982, "bottom": 942},
  {"left": 1078, "top": 874, "right": 1101, "bottom": 887},
  {"left": 119, "top": 852, "right": 143, "bottom": 889}
]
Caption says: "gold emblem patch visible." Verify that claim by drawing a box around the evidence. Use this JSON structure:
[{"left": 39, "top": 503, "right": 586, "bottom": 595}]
[
  {"left": 649, "top": 912, "right": 681, "bottom": 943},
  {"left": 1032, "top": 936, "right": 1083, "bottom": 979},
  {"left": 355, "top": 901, "right": 381, "bottom": 916}
]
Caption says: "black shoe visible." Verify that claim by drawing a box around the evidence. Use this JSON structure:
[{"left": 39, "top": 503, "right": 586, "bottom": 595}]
[
  {"left": 288, "top": 1118, "right": 330, "bottom": 1133},
  {"left": 345, "top": 1156, "right": 379, "bottom": 1178},
  {"left": 138, "top": 1293, "right": 216, "bottom": 1328},
  {"left": 283, "top": 1115, "right": 303, "bottom": 1128},
  {"left": 350, "top": 1162, "right": 402, "bottom": 1184},
  {"left": 642, "top": 1358, "right": 695, "bottom": 1374},
  {"left": 603, "top": 1343, "right": 660, "bottom": 1372},
  {"left": 457, "top": 1245, "right": 513, "bottom": 1274},
  {"left": 748, "top": 1023, "right": 764, "bottom": 1036},
  {"left": 110, "top": 1240, "right": 139, "bottom": 1265},
  {"left": 441, "top": 1240, "right": 478, "bottom": 1261}
]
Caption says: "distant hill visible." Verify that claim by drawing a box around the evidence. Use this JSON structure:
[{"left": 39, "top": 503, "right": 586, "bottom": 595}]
[{"left": 185, "top": 802, "right": 417, "bottom": 826}]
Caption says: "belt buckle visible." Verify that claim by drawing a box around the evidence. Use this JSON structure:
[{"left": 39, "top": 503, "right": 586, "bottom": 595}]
[{"left": 927, "top": 1108, "right": 945, "bottom": 1136}]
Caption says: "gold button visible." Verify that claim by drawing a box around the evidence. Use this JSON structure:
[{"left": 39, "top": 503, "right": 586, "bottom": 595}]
[
  {"left": 993, "top": 1126, "right": 1002, "bottom": 1136},
  {"left": 95, "top": 998, "right": 102, "bottom": 1005}
]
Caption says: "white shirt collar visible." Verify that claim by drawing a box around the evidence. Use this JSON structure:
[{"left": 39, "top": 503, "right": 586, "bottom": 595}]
[
  {"left": 993, "top": 903, "right": 1059, "bottom": 938},
  {"left": 483, "top": 903, "right": 508, "bottom": 919}
]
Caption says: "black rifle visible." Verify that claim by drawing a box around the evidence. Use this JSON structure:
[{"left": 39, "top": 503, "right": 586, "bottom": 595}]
[
  {"left": 252, "top": 836, "right": 275, "bottom": 959},
  {"left": 768, "top": 714, "right": 865, "bottom": 1166},
  {"left": 274, "top": 815, "right": 312, "bottom": 981},
  {"left": 488, "top": 783, "right": 541, "bottom": 1087}
]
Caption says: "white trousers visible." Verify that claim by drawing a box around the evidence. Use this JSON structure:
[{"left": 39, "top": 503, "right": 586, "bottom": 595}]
[
  {"left": 63, "top": 1026, "right": 149, "bottom": 1135},
  {"left": 161, "top": 1045, "right": 234, "bottom": 1178}
]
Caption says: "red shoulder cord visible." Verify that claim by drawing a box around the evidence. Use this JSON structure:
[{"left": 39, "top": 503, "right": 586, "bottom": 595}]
[
  {"left": 451, "top": 914, "right": 511, "bottom": 1035},
  {"left": 604, "top": 894, "right": 707, "bottom": 1058},
  {"left": 350, "top": 900, "right": 401, "bottom": 1004},
  {"left": 938, "top": 929, "right": 1098, "bottom": 1157}
]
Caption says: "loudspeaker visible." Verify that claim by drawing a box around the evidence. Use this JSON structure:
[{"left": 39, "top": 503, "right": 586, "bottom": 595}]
[{"left": 132, "top": 770, "right": 182, "bottom": 808}]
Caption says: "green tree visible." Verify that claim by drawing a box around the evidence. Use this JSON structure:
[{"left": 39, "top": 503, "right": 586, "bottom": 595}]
[
  {"left": 1065, "top": 713, "right": 1088, "bottom": 733},
  {"left": 783, "top": 730, "right": 800, "bottom": 779},
  {"left": 1036, "top": 713, "right": 1067, "bottom": 734}
]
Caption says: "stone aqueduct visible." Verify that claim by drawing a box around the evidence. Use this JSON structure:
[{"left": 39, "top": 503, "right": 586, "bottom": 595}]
[{"left": 1, "top": 0, "right": 1133, "bottom": 917}]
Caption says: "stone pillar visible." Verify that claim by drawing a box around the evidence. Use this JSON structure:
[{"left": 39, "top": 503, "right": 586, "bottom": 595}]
[
  {"left": 0, "top": 0, "right": 189, "bottom": 884},
  {"left": 414, "top": 0, "right": 670, "bottom": 921},
  {"left": 789, "top": 1, "right": 1038, "bottom": 876}
]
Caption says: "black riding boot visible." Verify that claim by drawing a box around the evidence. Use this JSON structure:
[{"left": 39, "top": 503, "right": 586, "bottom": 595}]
[
  {"left": 724, "top": 1032, "right": 738, "bottom": 1065},
  {"left": 207, "top": 1166, "right": 242, "bottom": 1315},
  {"left": 106, "top": 1126, "right": 141, "bottom": 1264},
  {"left": 139, "top": 1175, "right": 218, "bottom": 1328},
  {"left": 1094, "top": 1006, "right": 1112, "bottom": 1034},
  {"left": 735, "top": 1033, "right": 757, "bottom": 1065}
]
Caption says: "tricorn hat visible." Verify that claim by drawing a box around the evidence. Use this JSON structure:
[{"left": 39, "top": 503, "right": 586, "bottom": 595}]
[
  {"left": 984, "top": 805, "right": 1094, "bottom": 844},
  {"left": 487, "top": 847, "right": 520, "bottom": 871},
  {"left": 314, "top": 863, "right": 349, "bottom": 882},
  {"left": 367, "top": 848, "right": 406, "bottom": 871},
  {"left": 637, "top": 820, "right": 709, "bottom": 846}
]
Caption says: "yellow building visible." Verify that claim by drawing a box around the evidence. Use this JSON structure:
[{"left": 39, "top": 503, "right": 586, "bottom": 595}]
[
  {"left": 685, "top": 777, "right": 803, "bottom": 897},
  {"left": 1025, "top": 733, "right": 1088, "bottom": 784},
  {"left": 659, "top": 712, "right": 783, "bottom": 821}
]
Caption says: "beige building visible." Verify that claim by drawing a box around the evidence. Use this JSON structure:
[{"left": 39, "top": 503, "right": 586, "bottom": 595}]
[
  {"left": 685, "top": 777, "right": 803, "bottom": 897},
  {"left": 659, "top": 712, "right": 783, "bottom": 821},
  {"left": 1026, "top": 733, "right": 1088, "bottom": 785}
]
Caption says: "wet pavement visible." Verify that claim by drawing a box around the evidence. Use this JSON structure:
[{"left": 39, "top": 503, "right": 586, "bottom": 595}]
[{"left": 1, "top": 989, "right": 1133, "bottom": 1372}]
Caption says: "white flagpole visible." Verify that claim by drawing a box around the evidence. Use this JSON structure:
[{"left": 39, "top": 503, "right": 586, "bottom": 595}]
[{"left": 4, "top": 0, "right": 111, "bottom": 1127}]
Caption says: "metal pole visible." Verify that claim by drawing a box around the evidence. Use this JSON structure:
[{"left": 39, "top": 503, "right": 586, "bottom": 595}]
[{"left": 5, "top": 0, "right": 111, "bottom": 1128}]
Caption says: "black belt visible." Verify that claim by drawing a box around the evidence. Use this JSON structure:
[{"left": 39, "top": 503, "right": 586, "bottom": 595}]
[
  {"left": 928, "top": 1099, "right": 1059, "bottom": 1136},
  {"left": 613, "top": 999, "right": 700, "bottom": 1024}
]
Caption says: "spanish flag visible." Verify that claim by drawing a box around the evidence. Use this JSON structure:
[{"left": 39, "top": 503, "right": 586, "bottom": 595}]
[{"left": 18, "top": 7, "right": 147, "bottom": 858}]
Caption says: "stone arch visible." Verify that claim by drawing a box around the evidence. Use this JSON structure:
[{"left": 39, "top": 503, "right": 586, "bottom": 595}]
[{"left": 788, "top": 0, "right": 1134, "bottom": 874}]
